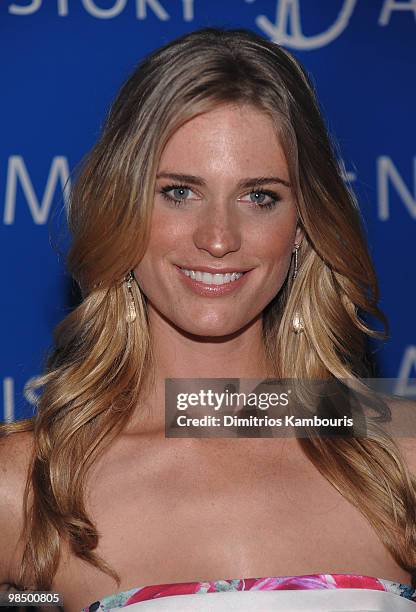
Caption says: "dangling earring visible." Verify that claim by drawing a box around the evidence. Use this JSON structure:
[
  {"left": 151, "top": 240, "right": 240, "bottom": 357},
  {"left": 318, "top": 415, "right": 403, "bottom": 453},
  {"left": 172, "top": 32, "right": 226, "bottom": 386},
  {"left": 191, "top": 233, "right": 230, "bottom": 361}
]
[
  {"left": 291, "top": 244, "right": 304, "bottom": 333},
  {"left": 292, "top": 243, "right": 300, "bottom": 281},
  {"left": 125, "top": 271, "right": 137, "bottom": 323},
  {"left": 292, "top": 312, "right": 304, "bottom": 334}
]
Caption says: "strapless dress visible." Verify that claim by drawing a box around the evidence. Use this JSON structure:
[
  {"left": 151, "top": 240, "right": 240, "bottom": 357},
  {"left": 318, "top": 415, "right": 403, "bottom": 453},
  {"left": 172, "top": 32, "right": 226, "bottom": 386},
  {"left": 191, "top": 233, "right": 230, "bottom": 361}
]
[{"left": 81, "top": 573, "right": 416, "bottom": 611}]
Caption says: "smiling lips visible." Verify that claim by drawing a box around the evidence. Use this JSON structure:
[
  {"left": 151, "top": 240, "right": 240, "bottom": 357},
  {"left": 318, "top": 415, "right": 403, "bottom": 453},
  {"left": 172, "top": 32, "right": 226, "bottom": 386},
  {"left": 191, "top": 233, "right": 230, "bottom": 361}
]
[
  {"left": 180, "top": 268, "right": 243, "bottom": 285},
  {"left": 175, "top": 265, "right": 251, "bottom": 296}
]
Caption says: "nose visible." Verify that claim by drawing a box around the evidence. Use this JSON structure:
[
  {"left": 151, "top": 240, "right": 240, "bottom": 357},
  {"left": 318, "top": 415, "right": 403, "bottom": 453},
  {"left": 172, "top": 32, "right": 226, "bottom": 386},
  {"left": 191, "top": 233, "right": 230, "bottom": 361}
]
[{"left": 192, "top": 202, "right": 241, "bottom": 258}]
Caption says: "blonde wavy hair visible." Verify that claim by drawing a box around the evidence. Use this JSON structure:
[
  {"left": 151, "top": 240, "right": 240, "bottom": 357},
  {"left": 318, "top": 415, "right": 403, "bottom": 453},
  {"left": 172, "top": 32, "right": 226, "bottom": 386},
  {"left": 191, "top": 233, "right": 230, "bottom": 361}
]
[{"left": 2, "top": 27, "right": 415, "bottom": 591}]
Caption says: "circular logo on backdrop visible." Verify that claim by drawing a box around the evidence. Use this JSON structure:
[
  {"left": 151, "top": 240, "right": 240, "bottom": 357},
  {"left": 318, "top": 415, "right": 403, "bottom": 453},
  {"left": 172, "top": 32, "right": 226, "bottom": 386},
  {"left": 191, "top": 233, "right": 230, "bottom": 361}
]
[{"left": 254, "top": 0, "right": 358, "bottom": 49}]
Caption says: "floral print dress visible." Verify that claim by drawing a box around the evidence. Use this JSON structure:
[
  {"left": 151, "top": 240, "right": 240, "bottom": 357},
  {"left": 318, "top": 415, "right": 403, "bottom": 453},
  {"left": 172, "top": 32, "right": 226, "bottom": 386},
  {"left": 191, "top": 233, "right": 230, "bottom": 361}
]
[{"left": 82, "top": 573, "right": 416, "bottom": 611}]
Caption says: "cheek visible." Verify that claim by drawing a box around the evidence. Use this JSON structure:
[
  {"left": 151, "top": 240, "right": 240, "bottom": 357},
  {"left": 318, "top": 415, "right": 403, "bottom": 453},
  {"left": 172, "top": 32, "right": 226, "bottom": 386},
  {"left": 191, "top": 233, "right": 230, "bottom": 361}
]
[
  {"left": 133, "top": 213, "right": 183, "bottom": 291},
  {"left": 147, "top": 209, "right": 188, "bottom": 254},
  {"left": 255, "top": 223, "right": 295, "bottom": 271},
  {"left": 133, "top": 242, "right": 162, "bottom": 294}
]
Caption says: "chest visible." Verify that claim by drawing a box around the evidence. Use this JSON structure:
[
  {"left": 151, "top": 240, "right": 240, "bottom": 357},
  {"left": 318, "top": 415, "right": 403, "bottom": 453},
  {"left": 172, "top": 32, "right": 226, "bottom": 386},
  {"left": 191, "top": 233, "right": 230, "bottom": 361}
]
[{"left": 51, "top": 438, "right": 411, "bottom": 611}]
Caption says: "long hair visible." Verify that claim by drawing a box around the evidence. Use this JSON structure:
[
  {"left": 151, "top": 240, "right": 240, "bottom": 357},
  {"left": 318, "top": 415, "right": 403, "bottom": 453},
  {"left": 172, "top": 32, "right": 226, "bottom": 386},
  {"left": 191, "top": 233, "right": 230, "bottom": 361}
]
[{"left": 2, "top": 27, "right": 415, "bottom": 590}]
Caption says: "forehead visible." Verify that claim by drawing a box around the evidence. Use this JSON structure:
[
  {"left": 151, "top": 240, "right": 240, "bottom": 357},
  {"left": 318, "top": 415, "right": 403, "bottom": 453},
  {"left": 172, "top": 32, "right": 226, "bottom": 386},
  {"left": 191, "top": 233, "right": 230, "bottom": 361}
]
[{"left": 158, "top": 103, "right": 289, "bottom": 180}]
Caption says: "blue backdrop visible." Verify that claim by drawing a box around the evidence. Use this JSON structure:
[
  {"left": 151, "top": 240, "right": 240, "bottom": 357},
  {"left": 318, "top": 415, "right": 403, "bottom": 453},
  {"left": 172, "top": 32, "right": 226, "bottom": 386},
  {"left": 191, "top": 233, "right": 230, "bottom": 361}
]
[{"left": 1, "top": 0, "right": 415, "bottom": 422}]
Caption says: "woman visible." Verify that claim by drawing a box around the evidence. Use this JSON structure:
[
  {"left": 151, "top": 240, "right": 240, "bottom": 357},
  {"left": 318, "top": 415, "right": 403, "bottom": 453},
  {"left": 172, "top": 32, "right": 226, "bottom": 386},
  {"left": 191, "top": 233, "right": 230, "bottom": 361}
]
[{"left": 1, "top": 27, "right": 415, "bottom": 611}]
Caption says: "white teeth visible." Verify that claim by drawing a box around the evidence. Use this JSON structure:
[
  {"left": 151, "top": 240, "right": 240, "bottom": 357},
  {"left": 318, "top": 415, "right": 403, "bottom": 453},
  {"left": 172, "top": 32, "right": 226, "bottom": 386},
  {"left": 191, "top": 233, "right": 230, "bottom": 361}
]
[{"left": 180, "top": 268, "right": 244, "bottom": 285}]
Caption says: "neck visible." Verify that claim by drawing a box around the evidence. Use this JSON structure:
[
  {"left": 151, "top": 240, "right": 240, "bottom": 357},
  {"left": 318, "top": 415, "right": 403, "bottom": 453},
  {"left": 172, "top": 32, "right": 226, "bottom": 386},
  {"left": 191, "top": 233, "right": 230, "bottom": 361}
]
[{"left": 129, "top": 305, "right": 272, "bottom": 433}]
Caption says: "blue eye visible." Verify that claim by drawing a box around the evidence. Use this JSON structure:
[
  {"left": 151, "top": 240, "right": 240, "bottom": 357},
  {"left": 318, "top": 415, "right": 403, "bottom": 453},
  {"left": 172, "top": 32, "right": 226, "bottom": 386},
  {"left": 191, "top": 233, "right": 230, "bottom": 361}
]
[
  {"left": 170, "top": 186, "right": 190, "bottom": 200},
  {"left": 241, "top": 189, "right": 281, "bottom": 210},
  {"left": 251, "top": 191, "right": 270, "bottom": 205},
  {"left": 160, "top": 184, "right": 194, "bottom": 206}
]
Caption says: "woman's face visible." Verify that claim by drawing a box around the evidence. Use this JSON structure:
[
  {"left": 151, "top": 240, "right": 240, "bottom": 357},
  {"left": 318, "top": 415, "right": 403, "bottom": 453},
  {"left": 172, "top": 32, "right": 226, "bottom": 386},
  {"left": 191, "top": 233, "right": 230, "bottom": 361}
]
[{"left": 134, "top": 103, "right": 303, "bottom": 337}]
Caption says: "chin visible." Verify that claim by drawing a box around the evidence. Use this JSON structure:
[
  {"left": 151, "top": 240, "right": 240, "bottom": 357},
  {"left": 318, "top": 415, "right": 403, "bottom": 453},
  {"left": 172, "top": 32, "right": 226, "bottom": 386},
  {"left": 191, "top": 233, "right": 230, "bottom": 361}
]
[
  {"left": 150, "top": 300, "right": 260, "bottom": 338},
  {"left": 174, "top": 312, "right": 258, "bottom": 339},
  {"left": 182, "top": 325, "right": 240, "bottom": 339}
]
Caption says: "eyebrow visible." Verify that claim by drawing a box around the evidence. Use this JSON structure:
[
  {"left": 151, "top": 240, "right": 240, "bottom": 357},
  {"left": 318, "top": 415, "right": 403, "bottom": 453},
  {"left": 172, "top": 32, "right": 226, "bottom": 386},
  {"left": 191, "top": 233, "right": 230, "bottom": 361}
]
[{"left": 156, "top": 172, "right": 291, "bottom": 189}]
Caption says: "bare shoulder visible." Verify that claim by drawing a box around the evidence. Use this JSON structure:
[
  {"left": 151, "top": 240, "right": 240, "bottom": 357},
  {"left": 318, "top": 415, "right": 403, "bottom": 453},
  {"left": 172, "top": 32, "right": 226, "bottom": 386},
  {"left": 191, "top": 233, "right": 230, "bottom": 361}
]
[{"left": 0, "top": 430, "right": 34, "bottom": 587}]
